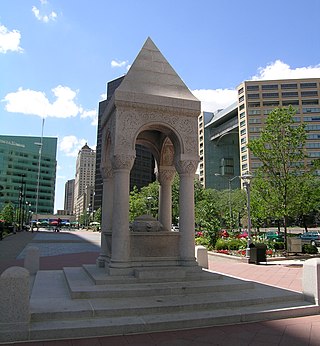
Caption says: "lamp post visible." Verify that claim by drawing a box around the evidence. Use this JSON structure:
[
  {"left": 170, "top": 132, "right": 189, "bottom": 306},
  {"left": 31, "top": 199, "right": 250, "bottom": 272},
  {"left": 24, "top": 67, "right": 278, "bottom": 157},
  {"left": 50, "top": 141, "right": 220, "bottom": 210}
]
[
  {"left": 147, "top": 196, "right": 153, "bottom": 215},
  {"left": 240, "top": 171, "right": 253, "bottom": 258}
]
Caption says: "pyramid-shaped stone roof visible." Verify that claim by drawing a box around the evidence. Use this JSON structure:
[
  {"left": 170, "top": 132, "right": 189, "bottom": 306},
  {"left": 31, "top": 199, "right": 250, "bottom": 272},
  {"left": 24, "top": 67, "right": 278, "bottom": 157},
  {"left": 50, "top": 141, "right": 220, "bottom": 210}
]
[{"left": 115, "top": 38, "right": 199, "bottom": 104}]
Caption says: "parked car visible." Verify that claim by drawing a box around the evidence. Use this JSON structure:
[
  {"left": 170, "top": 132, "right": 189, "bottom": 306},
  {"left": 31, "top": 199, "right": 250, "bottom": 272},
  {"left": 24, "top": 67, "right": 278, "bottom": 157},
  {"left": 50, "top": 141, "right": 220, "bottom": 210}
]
[
  {"left": 265, "top": 230, "right": 284, "bottom": 242},
  {"left": 299, "top": 232, "right": 320, "bottom": 247}
]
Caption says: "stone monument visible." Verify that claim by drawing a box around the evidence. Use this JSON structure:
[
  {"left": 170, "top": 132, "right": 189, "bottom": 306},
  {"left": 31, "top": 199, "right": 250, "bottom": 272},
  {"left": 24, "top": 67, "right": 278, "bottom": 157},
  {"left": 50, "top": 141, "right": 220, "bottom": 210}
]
[{"left": 97, "top": 37, "right": 201, "bottom": 275}]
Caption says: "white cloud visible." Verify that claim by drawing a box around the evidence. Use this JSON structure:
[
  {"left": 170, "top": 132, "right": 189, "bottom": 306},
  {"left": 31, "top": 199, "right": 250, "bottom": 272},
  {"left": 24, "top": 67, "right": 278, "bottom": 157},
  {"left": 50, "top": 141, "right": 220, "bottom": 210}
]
[
  {"left": 59, "top": 136, "right": 87, "bottom": 157},
  {"left": 251, "top": 60, "right": 320, "bottom": 80},
  {"left": 80, "top": 109, "right": 98, "bottom": 126},
  {"left": 192, "top": 88, "right": 237, "bottom": 113},
  {"left": 111, "top": 59, "right": 129, "bottom": 68},
  {"left": 32, "top": 0, "right": 57, "bottom": 23},
  {"left": 0, "top": 24, "right": 23, "bottom": 53},
  {"left": 3, "top": 85, "right": 83, "bottom": 118}
]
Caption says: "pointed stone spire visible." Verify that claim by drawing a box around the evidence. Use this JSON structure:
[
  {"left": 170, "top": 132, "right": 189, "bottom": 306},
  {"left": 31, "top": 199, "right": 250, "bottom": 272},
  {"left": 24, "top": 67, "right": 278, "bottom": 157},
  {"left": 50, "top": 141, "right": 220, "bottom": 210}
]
[{"left": 115, "top": 37, "right": 199, "bottom": 103}]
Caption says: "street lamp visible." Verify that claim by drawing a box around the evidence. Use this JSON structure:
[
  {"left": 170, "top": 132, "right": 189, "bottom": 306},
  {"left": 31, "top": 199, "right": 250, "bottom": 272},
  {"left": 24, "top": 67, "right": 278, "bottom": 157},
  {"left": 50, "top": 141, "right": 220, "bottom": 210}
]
[
  {"left": 240, "top": 171, "right": 253, "bottom": 258},
  {"left": 147, "top": 196, "right": 153, "bottom": 215}
]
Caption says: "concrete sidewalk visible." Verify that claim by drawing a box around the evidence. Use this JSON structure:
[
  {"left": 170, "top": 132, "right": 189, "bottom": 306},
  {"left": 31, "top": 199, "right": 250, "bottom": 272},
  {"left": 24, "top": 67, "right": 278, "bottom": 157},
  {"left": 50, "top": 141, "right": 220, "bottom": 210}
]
[{"left": 1, "top": 230, "right": 320, "bottom": 345}]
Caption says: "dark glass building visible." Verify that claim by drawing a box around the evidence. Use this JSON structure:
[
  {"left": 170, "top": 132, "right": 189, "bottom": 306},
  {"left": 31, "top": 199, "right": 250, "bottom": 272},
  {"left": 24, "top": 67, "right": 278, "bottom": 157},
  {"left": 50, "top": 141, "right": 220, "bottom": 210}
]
[{"left": 94, "top": 77, "right": 155, "bottom": 211}]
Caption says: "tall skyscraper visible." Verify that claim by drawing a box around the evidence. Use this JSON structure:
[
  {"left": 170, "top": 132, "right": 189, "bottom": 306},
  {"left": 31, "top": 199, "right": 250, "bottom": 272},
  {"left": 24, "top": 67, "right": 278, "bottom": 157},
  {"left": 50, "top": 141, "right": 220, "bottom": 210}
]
[
  {"left": 64, "top": 179, "right": 75, "bottom": 215},
  {"left": 0, "top": 135, "right": 57, "bottom": 214},
  {"left": 73, "top": 143, "right": 96, "bottom": 219}
]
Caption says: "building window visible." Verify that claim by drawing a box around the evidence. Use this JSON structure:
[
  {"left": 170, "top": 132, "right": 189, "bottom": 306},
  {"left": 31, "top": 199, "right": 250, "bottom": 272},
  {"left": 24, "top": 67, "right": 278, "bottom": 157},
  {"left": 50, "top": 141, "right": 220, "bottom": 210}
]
[
  {"left": 248, "top": 118, "right": 261, "bottom": 124},
  {"left": 263, "top": 100, "right": 279, "bottom": 107},
  {"left": 241, "top": 154, "right": 247, "bottom": 161},
  {"left": 247, "top": 85, "right": 259, "bottom": 91},
  {"left": 239, "top": 95, "right": 244, "bottom": 102},
  {"left": 248, "top": 102, "right": 260, "bottom": 108},
  {"left": 241, "top": 137, "right": 246, "bottom": 144},
  {"left": 248, "top": 109, "right": 261, "bottom": 115},
  {"left": 304, "top": 116, "right": 320, "bottom": 122},
  {"left": 282, "top": 100, "right": 299, "bottom": 106},
  {"left": 239, "top": 104, "right": 245, "bottom": 111},
  {"left": 281, "top": 83, "right": 298, "bottom": 89},
  {"left": 300, "top": 82, "right": 317, "bottom": 88},
  {"left": 262, "top": 92, "right": 279, "bottom": 98},
  {"left": 302, "top": 90, "right": 318, "bottom": 97},
  {"left": 262, "top": 84, "right": 278, "bottom": 90},
  {"left": 238, "top": 87, "right": 244, "bottom": 95},
  {"left": 241, "top": 146, "right": 246, "bottom": 152},
  {"left": 247, "top": 93, "right": 260, "bottom": 99},
  {"left": 242, "top": 163, "right": 248, "bottom": 170},
  {"left": 240, "top": 120, "right": 246, "bottom": 127},
  {"left": 240, "top": 111, "right": 246, "bottom": 119},
  {"left": 282, "top": 92, "right": 299, "bottom": 98},
  {"left": 303, "top": 108, "right": 320, "bottom": 113},
  {"left": 240, "top": 128, "right": 246, "bottom": 135},
  {"left": 302, "top": 99, "right": 319, "bottom": 105}
]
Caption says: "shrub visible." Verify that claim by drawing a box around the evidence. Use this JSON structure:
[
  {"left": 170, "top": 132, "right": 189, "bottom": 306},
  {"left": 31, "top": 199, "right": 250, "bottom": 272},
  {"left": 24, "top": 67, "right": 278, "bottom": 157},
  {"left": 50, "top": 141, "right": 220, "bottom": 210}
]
[
  {"left": 302, "top": 244, "right": 318, "bottom": 254},
  {"left": 215, "top": 239, "right": 229, "bottom": 251}
]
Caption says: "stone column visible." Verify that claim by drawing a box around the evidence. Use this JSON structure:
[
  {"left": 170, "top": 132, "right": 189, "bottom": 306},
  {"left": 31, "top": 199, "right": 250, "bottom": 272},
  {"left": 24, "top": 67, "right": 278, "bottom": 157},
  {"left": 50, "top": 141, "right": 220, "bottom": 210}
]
[
  {"left": 97, "top": 165, "right": 113, "bottom": 268},
  {"left": 157, "top": 167, "right": 175, "bottom": 231},
  {"left": 176, "top": 159, "right": 198, "bottom": 266},
  {"left": 109, "top": 154, "right": 135, "bottom": 271}
]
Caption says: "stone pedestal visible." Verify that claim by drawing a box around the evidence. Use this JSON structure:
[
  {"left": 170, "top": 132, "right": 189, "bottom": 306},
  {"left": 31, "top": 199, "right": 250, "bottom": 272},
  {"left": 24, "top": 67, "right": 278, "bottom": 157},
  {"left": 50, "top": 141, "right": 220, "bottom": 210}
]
[{"left": 303, "top": 258, "right": 320, "bottom": 304}]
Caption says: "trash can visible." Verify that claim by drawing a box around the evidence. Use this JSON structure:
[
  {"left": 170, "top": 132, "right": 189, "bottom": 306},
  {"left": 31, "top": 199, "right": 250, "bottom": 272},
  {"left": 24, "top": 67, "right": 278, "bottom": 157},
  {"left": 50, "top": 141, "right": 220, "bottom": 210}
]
[{"left": 249, "top": 243, "right": 267, "bottom": 264}]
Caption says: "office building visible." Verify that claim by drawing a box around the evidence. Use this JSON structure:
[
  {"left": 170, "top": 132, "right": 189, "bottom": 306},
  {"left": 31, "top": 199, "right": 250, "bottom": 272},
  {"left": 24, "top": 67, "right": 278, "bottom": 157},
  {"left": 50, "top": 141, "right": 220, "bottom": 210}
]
[
  {"left": 73, "top": 143, "right": 96, "bottom": 219},
  {"left": 64, "top": 179, "right": 75, "bottom": 215},
  {"left": 94, "top": 77, "right": 155, "bottom": 211},
  {"left": 0, "top": 135, "right": 57, "bottom": 215},
  {"left": 202, "top": 77, "right": 320, "bottom": 189},
  {"left": 237, "top": 77, "right": 320, "bottom": 176}
]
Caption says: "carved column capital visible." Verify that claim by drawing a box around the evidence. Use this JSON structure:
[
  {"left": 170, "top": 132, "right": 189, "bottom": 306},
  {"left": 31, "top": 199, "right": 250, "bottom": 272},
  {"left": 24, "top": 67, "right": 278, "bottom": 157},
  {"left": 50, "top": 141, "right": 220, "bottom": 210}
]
[
  {"left": 157, "top": 167, "right": 176, "bottom": 185},
  {"left": 100, "top": 164, "right": 113, "bottom": 180},
  {"left": 175, "top": 159, "right": 199, "bottom": 175},
  {"left": 111, "top": 154, "right": 135, "bottom": 171}
]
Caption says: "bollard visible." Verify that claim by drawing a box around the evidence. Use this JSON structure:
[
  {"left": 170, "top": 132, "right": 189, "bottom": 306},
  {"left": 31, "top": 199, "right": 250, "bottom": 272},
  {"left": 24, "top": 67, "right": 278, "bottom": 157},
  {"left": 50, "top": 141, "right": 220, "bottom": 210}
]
[
  {"left": 303, "top": 258, "right": 320, "bottom": 304},
  {"left": 0, "top": 267, "right": 30, "bottom": 342},
  {"left": 24, "top": 246, "right": 40, "bottom": 275},
  {"left": 195, "top": 245, "right": 208, "bottom": 269}
]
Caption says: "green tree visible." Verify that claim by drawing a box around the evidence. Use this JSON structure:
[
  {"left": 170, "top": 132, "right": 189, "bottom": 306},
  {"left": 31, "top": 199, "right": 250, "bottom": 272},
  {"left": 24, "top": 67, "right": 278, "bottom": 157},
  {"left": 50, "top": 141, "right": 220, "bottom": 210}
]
[
  {"left": 247, "top": 106, "right": 313, "bottom": 245},
  {"left": 94, "top": 207, "right": 102, "bottom": 223},
  {"left": 0, "top": 203, "right": 14, "bottom": 224}
]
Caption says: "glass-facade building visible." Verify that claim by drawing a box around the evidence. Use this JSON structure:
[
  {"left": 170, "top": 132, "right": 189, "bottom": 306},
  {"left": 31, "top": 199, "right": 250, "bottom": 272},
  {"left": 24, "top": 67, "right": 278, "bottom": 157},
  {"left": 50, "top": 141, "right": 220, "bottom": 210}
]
[{"left": 0, "top": 135, "right": 57, "bottom": 214}]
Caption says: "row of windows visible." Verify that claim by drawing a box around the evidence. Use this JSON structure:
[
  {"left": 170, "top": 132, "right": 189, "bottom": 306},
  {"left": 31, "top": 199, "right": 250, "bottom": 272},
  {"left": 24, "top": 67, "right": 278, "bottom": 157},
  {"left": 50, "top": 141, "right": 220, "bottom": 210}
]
[
  {"left": 247, "top": 91, "right": 318, "bottom": 99},
  {"left": 248, "top": 100, "right": 319, "bottom": 108},
  {"left": 246, "top": 82, "right": 318, "bottom": 91}
]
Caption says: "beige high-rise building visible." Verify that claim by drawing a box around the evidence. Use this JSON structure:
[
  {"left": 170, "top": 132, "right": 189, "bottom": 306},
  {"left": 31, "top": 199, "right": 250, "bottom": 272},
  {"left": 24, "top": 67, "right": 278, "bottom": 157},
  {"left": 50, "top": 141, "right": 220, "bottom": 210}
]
[
  {"left": 73, "top": 143, "right": 96, "bottom": 219},
  {"left": 64, "top": 179, "right": 74, "bottom": 215},
  {"left": 237, "top": 77, "right": 320, "bottom": 177}
]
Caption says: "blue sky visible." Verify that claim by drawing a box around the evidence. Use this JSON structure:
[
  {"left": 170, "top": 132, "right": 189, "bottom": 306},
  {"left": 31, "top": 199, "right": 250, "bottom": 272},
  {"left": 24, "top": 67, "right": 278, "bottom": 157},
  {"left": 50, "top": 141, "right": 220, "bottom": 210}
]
[{"left": 1, "top": 0, "right": 320, "bottom": 212}]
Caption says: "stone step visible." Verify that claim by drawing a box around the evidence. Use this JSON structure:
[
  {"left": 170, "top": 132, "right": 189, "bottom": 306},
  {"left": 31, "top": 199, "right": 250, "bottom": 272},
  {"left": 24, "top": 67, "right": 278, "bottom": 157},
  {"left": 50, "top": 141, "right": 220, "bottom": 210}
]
[
  {"left": 31, "top": 269, "right": 307, "bottom": 323},
  {"left": 29, "top": 303, "right": 319, "bottom": 342},
  {"left": 63, "top": 266, "right": 254, "bottom": 299}
]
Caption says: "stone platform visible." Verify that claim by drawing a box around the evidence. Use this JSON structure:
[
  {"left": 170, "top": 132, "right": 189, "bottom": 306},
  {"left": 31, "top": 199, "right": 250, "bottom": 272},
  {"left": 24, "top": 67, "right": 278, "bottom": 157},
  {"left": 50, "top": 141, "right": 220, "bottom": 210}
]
[{"left": 2, "top": 264, "right": 316, "bottom": 343}]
